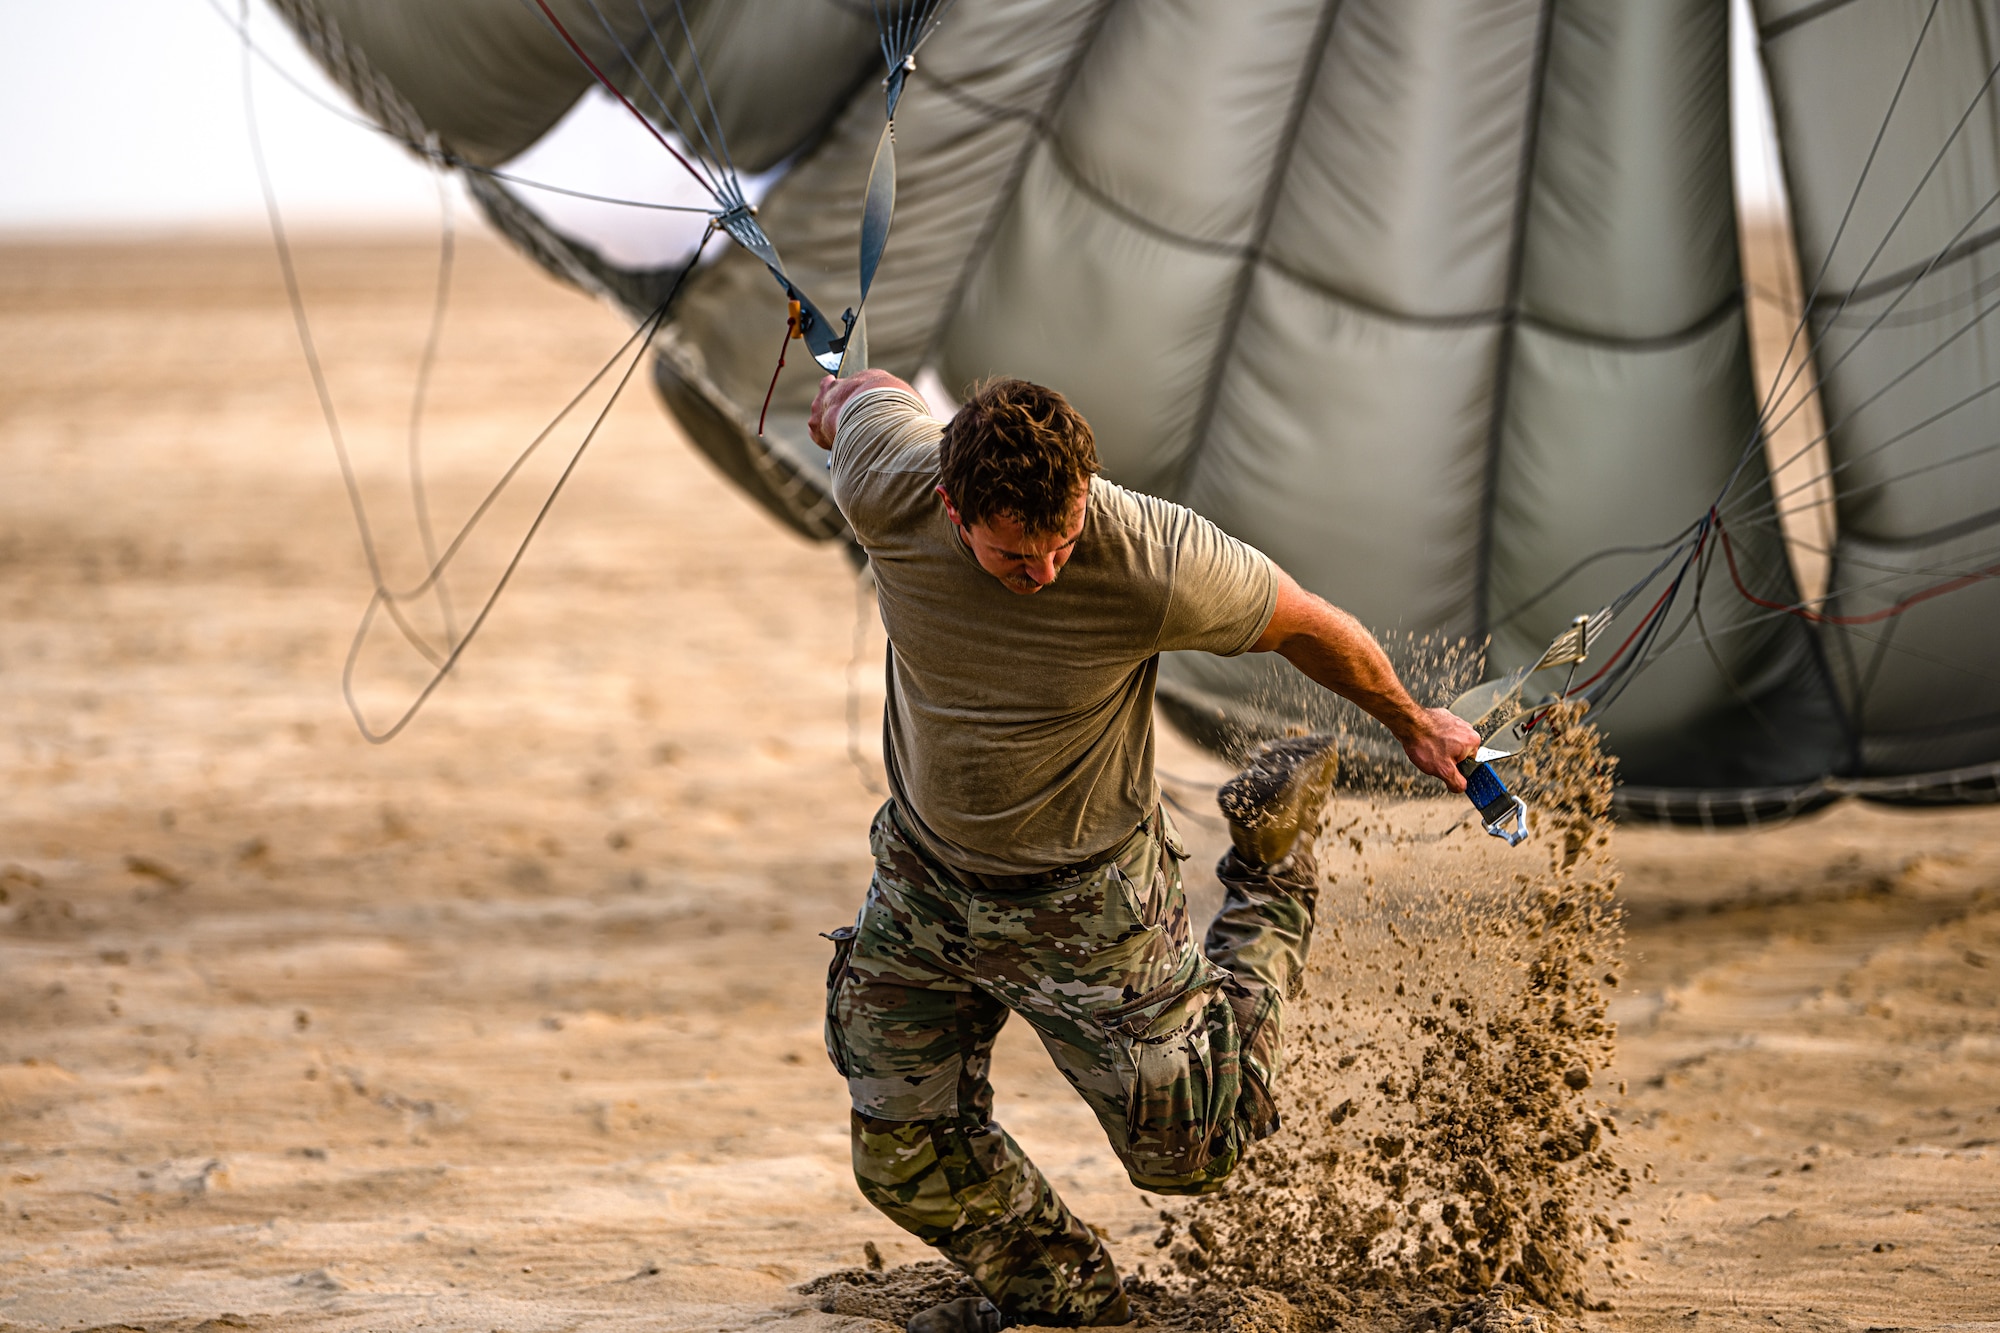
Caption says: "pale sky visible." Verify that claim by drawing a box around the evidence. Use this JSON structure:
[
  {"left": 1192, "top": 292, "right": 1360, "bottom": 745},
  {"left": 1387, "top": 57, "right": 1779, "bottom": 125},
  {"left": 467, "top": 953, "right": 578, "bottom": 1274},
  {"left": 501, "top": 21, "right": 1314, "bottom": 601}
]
[
  {"left": 0, "top": 0, "right": 719, "bottom": 265},
  {"left": 0, "top": 0, "right": 1783, "bottom": 241},
  {"left": 1, "top": 0, "right": 450, "bottom": 232}
]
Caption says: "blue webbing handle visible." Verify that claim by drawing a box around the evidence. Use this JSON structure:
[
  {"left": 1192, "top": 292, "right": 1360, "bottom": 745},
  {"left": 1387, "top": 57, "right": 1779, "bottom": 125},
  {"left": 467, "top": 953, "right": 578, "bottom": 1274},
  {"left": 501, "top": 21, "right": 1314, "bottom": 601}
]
[{"left": 1459, "top": 759, "right": 1529, "bottom": 846}]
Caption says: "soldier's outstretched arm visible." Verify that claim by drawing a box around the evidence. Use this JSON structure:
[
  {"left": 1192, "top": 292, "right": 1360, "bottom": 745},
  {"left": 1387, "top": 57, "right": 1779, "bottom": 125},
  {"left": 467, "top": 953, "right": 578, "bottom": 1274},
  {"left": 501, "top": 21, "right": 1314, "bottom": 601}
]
[{"left": 1249, "top": 568, "right": 1479, "bottom": 792}]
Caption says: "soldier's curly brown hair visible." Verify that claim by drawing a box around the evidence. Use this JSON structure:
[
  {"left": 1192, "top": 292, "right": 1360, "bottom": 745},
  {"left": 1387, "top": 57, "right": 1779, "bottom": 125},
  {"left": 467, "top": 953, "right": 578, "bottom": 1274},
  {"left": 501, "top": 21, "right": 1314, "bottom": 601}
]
[{"left": 937, "top": 378, "right": 1101, "bottom": 536}]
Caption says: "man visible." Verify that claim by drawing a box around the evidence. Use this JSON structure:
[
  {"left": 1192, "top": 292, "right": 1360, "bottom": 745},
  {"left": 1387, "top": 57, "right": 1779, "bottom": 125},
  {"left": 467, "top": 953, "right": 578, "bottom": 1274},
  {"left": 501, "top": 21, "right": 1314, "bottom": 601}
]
[{"left": 808, "top": 370, "right": 1478, "bottom": 1332}]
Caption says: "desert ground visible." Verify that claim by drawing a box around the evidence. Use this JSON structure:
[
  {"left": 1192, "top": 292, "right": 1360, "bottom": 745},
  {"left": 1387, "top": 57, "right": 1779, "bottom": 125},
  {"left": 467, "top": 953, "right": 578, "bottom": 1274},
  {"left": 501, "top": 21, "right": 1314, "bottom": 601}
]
[{"left": 2, "top": 234, "right": 1997, "bottom": 1332}]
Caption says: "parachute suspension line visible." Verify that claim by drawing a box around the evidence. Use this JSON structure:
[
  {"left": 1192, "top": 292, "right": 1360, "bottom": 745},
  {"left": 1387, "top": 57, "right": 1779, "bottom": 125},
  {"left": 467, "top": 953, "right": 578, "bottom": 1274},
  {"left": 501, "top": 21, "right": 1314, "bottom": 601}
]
[
  {"left": 1586, "top": 550, "right": 1709, "bottom": 715},
  {"left": 1698, "top": 20, "right": 2000, "bottom": 674},
  {"left": 342, "top": 298, "right": 676, "bottom": 744},
  {"left": 463, "top": 170, "right": 720, "bottom": 214},
  {"left": 1709, "top": 9, "right": 1997, "bottom": 569},
  {"left": 380, "top": 249, "right": 702, "bottom": 608},
  {"left": 1739, "top": 376, "right": 2000, "bottom": 534},
  {"left": 247, "top": 0, "right": 722, "bottom": 739},
  {"left": 1688, "top": 531, "right": 1787, "bottom": 742},
  {"left": 660, "top": 0, "right": 740, "bottom": 189},
  {"left": 1586, "top": 498, "right": 2000, "bottom": 721},
  {"left": 346, "top": 222, "right": 717, "bottom": 742},
  {"left": 250, "top": 0, "right": 723, "bottom": 741},
  {"left": 1758, "top": 436, "right": 2000, "bottom": 528},
  {"left": 1731, "top": 183, "right": 2000, "bottom": 509},
  {"left": 241, "top": 0, "right": 454, "bottom": 669},
  {"left": 1813, "top": 259, "right": 2000, "bottom": 330},
  {"left": 528, "top": 0, "right": 729, "bottom": 209},
  {"left": 409, "top": 149, "right": 461, "bottom": 653},
  {"left": 335, "top": 224, "right": 712, "bottom": 744},
  {"left": 1686, "top": 20, "right": 2000, "bottom": 708},
  {"left": 1720, "top": 227, "right": 2000, "bottom": 527},
  {"left": 874, "top": 3, "right": 959, "bottom": 148},
  {"left": 1486, "top": 522, "right": 1704, "bottom": 631},
  {"left": 1568, "top": 522, "right": 1712, "bottom": 702},
  {"left": 1772, "top": 42, "right": 2000, "bottom": 338},
  {"left": 576, "top": 0, "right": 728, "bottom": 204},
  {"left": 205, "top": 0, "right": 715, "bottom": 214},
  {"left": 572, "top": 0, "right": 738, "bottom": 208},
  {"left": 1515, "top": 522, "right": 2000, "bottom": 727},
  {"left": 1724, "top": 113, "right": 2000, "bottom": 514},
  {"left": 1628, "top": 0, "right": 1944, "bottom": 695},
  {"left": 242, "top": 0, "right": 367, "bottom": 573},
  {"left": 1546, "top": 533, "right": 2000, "bottom": 681},
  {"left": 534, "top": 1, "right": 878, "bottom": 374},
  {"left": 1719, "top": 0, "right": 1947, "bottom": 504},
  {"left": 1508, "top": 3, "right": 1994, "bottom": 723},
  {"left": 532, "top": 0, "right": 966, "bottom": 380},
  {"left": 1720, "top": 525, "right": 2000, "bottom": 591},
  {"left": 251, "top": 0, "right": 993, "bottom": 742}
]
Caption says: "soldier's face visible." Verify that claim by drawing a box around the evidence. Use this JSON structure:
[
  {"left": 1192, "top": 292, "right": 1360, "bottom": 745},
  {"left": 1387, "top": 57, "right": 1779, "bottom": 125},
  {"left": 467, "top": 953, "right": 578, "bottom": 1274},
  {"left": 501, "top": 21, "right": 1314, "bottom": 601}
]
[{"left": 936, "top": 486, "right": 1088, "bottom": 595}]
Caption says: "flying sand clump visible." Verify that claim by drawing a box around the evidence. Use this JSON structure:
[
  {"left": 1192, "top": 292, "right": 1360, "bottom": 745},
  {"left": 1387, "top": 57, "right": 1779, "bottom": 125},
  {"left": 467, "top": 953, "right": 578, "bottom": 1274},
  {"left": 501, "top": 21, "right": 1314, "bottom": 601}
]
[{"left": 1143, "top": 703, "right": 1629, "bottom": 1330}]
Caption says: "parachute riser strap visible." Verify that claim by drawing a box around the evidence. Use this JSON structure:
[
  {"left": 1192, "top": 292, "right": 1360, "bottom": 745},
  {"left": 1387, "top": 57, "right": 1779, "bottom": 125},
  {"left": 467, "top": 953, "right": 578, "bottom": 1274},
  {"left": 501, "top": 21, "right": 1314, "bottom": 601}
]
[
  {"left": 834, "top": 115, "right": 899, "bottom": 381},
  {"left": 848, "top": 0, "right": 963, "bottom": 375},
  {"left": 884, "top": 55, "right": 915, "bottom": 120}
]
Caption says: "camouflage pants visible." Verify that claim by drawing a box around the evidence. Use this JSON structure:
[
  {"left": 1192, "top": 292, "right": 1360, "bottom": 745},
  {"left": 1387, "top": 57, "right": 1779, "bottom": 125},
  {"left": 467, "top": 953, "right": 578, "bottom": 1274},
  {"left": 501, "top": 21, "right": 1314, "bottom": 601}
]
[{"left": 823, "top": 800, "right": 1316, "bottom": 1324}]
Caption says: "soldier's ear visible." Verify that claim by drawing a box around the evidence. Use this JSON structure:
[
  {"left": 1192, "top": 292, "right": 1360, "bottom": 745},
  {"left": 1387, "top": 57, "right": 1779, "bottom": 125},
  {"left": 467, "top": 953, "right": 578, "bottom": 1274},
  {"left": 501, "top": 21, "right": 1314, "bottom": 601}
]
[{"left": 934, "top": 485, "right": 963, "bottom": 528}]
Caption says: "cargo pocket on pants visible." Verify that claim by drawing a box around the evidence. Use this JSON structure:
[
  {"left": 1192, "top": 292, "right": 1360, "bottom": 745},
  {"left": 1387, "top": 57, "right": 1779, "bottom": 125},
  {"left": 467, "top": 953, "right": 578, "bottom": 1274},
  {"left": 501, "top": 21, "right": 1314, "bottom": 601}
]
[
  {"left": 821, "top": 924, "right": 859, "bottom": 1076},
  {"left": 1100, "top": 964, "right": 1240, "bottom": 1183}
]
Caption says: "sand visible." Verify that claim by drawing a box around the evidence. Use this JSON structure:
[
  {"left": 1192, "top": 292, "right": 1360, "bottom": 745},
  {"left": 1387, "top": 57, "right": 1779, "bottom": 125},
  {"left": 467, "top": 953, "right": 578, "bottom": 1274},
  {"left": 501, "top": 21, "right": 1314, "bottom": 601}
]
[{"left": 2, "top": 236, "right": 1998, "bottom": 1333}]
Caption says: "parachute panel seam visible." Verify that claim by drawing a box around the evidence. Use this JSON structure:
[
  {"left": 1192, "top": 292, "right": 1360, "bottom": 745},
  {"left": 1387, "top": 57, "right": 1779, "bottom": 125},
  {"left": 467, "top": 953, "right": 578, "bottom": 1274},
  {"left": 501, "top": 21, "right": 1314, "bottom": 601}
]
[
  {"left": 1761, "top": 0, "right": 1870, "bottom": 42},
  {"left": 920, "top": 0, "right": 1126, "bottom": 372},
  {"left": 912, "top": 61, "right": 1050, "bottom": 134},
  {"left": 1470, "top": 0, "right": 1560, "bottom": 647},
  {"left": 1811, "top": 218, "right": 2000, "bottom": 310},
  {"left": 1257, "top": 256, "right": 1748, "bottom": 348},
  {"left": 1513, "top": 288, "right": 1745, "bottom": 351},
  {"left": 1041, "top": 134, "right": 1248, "bottom": 260},
  {"left": 266, "top": 0, "right": 432, "bottom": 155},
  {"left": 1043, "top": 132, "right": 1747, "bottom": 344},
  {"left": 1839, "top": 501, "right": 2000, "bottom": 553},
  {"left": 1168, "top": 0, "right": 1349, "bottom": 507}
]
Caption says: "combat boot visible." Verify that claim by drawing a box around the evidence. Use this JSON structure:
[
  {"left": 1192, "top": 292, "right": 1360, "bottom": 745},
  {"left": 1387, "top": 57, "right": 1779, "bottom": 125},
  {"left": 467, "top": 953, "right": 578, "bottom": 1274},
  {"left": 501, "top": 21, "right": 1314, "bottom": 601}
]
[
  {"left": 906, "top": 1288, "right": 1131, "bottom": 1331},
  {"left": 1216, "top": 733, "right": 1339, "bottom": 867},
  {"left": 907, "top": 1297, "right": 1003, "bottom": 1333}
]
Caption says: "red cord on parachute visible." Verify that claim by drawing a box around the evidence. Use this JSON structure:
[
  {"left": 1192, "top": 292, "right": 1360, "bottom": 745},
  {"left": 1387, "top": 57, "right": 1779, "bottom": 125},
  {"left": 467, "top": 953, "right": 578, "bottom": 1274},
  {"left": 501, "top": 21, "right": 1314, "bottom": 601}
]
[
  {"left": 757, "top": 303, "right": 801, "bottom": 436},
  {"left": 1715, "top": 508, "right": 2000, "bottom": 626},
  {"left": 528, "top": 0, "right": 720, "bottom": 205}
]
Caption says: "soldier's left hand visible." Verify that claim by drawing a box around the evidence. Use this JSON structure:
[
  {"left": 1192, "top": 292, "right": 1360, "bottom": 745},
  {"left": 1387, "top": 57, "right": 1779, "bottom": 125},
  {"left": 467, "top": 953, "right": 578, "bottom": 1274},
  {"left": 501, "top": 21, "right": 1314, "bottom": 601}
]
[{"left": 1401, "top": 707, "right": 1481, "bottom": 792}]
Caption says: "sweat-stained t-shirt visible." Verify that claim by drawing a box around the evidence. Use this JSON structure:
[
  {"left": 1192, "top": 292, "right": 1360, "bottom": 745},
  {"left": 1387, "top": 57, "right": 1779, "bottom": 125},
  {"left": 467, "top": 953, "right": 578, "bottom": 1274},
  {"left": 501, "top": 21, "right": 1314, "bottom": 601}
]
[{"left": 830, "top": 388, "right": 1279, "bottom": 877}]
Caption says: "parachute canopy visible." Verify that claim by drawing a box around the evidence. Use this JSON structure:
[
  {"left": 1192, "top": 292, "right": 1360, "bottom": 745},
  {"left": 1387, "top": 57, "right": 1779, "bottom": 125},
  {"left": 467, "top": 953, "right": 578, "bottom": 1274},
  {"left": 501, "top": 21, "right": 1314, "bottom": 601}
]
[{"left": 268, "top": 0, "right": 2000, "bottom": 819}]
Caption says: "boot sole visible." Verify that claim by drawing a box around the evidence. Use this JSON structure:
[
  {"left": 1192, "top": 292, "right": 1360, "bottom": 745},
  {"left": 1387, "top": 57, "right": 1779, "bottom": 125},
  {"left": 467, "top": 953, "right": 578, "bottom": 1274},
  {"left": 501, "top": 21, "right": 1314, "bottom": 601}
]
[{"left": 1216, "top": 734, "right": 1339, "bottom": 865}]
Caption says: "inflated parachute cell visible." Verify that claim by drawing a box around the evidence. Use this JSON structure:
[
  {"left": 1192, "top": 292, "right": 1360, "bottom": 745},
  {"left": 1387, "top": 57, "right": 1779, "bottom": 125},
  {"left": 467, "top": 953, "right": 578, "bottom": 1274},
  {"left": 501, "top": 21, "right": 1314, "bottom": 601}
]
[{"left": 270, "top": 0, "right": 1999, "bottom": 815}]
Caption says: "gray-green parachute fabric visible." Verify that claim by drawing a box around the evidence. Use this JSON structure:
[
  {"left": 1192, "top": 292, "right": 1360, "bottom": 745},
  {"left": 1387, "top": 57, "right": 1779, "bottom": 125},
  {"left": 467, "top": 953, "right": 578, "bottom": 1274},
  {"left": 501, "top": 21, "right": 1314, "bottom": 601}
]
[{"left": 269, "top": 0, "right": 2000, "bottom": 820}]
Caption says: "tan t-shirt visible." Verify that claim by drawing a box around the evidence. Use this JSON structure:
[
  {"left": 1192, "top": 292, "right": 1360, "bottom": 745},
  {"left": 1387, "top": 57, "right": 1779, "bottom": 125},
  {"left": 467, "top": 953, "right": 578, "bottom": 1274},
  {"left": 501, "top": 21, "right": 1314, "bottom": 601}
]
[{"left": 831, "top": 388, "right": 1278, "bottom": 876}]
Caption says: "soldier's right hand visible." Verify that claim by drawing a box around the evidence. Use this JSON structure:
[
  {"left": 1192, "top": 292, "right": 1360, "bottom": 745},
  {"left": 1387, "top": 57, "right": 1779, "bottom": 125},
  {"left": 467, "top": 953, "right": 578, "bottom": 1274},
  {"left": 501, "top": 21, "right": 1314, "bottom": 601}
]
[{"left": 808, "top": 369, "right": 913, "bottom": 450}]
